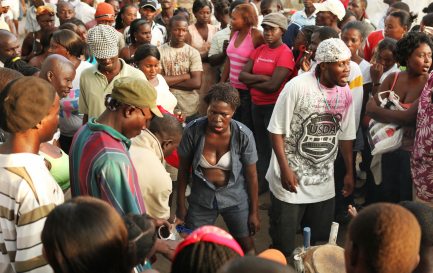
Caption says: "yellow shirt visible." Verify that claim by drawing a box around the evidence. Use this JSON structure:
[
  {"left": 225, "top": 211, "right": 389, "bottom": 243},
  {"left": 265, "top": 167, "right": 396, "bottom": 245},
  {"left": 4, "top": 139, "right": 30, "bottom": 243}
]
[{"left": 79, "top": 58, "right": 146, "bottom": 118}]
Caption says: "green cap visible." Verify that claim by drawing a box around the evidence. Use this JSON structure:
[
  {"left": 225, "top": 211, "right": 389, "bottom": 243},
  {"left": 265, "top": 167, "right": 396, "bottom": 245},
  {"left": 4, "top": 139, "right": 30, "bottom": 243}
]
[{"left": 111, "top": 77, "right": 163, "bottom": 117}]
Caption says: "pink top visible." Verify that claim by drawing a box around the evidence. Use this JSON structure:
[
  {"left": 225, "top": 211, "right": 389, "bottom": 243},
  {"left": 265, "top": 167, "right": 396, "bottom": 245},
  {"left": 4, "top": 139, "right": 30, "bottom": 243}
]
[
  {"left": 411, "top": 72, "right": 433, "bottom": 202},
  {"left": 227, "top": 29, "right": 255, "bottom": 90}
]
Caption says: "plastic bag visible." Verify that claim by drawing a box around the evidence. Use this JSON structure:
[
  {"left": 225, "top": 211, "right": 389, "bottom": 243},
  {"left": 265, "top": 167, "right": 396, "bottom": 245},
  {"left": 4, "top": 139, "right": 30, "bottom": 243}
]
[{"left": 367, "top": 91, "right": 405, "bottom": 155}]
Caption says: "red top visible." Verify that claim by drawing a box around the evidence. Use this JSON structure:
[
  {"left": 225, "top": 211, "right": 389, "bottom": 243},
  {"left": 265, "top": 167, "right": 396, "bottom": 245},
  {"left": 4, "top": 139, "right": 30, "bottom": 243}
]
[
  {"left": 364, "top": 30, "right": 384, "bottom": 62},
  {"left": 340, "top": 0, "right": 349, "bottom": 8},
  {"left": 249, "top": 44, "right": 295, "bottom": 105}
]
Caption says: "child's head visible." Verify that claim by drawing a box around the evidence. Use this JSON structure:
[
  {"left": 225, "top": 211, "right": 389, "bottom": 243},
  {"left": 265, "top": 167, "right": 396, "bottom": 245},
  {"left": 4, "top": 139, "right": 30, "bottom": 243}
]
[
  {"left": 374, "top": 37, "right": 397, "bottom": 72},
  {"left": 123, "top": 214, "right": 156, "bottom": 266},
  {"left": 294, "top": 25, "right": 319, "bottom": 52},
  {"left": 309, "top": 26, "right": 339, "bottom": 60}
]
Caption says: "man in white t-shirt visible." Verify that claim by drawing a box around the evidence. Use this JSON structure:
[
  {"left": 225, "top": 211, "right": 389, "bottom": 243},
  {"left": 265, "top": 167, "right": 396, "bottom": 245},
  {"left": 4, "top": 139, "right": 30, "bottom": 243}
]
[{"left": 266, "top": 38, "right": 356, "bottom": 258}]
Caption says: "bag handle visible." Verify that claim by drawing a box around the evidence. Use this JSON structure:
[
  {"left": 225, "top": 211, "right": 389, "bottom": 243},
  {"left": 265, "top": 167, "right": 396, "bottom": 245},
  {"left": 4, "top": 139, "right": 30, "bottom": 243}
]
[{"left": 390, "top": 72, "right": 399, "bottom": 91}]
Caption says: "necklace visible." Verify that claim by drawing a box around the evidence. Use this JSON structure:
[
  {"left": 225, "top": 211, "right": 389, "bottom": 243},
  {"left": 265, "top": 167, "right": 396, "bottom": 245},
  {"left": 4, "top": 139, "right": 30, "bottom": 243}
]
[{"left": 317, "top": 77, "right": 341, "bottom": 130}]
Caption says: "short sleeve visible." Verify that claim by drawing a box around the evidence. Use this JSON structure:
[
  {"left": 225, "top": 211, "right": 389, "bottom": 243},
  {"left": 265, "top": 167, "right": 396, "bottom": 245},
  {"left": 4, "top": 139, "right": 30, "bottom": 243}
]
[
  {"left": 348, "top": 62, "right": 364, "bottom": 129},
  {"left": 339, "top": 90, "right": 357, "bottom": 141},
  {"left": 276, "top": 46, "right": 295, "bottom": 71},
  {"left": 208, "top": 33, "right": 221, "bottom": 57},
  {"left": 249, "top": 46, "right": 261, "bottom": 60},
  {"left": 240, "top": 129, "right": 258, "bottom": 165},
  {"left": 78, "top": 75, "right": 88, "bottom": 115},
  {"left": 267, "top": 81, "right": 298, "bottom": 135},
  {"left": 189, "top": 47, "right": 203, "bottom": 72},
  {"left": 177, "top": 124, "right": 196, "bottom": 161}
]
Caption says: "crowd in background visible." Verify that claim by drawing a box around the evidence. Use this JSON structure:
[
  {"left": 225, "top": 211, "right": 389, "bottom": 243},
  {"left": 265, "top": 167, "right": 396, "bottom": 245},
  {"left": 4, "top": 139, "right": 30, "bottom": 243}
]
[{"left": 0, "top": 0, "right": 433, "bottom": 272}]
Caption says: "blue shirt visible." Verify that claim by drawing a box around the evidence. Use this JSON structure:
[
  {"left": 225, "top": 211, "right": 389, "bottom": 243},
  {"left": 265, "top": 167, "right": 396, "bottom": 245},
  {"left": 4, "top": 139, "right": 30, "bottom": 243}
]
[
  {"left": 290, "top": 9, "right": 316, "bottom": 27},
  {"left": 178, "top": 117, "right": 258, "bottom": 209},
  {"left": 283, "top": 22, "right": 301, "bottom": 49}
]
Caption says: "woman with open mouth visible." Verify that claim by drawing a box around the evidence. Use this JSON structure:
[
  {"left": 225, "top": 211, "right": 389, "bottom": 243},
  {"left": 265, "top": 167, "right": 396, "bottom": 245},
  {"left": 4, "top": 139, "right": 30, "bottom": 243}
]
[
  {"left": 176, "top": 83, "right": 260, "bottom": 255},
  {"left": 366, "top": 31, "right": 433, "bottom": 203}
]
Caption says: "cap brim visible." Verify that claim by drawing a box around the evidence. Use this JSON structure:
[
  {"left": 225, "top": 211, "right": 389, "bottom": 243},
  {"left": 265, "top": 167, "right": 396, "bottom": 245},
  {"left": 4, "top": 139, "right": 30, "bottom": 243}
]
[
  {"left": 312, "top": 2, "right": 328, "bottom": 13},
  {"left": 261, "top": 22, "right": 281, "bottom": 29},
  {"left": 140, "top": 4, "right": 156, "bottom": 10},
  {"left": 313, "top": 2, "right": 345, "bottom": 20},
  {"left": 92, "top": 49, "right": 119, "bottom": 59},
  {"left": 151, "top": 106, "right": 163, "bottom": 117}
]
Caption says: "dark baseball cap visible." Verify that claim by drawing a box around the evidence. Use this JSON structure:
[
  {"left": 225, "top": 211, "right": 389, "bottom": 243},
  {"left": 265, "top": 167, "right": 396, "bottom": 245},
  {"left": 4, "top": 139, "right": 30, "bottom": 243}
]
[{"left": 139, "top": 0, "right": 157, "bottom": 10}]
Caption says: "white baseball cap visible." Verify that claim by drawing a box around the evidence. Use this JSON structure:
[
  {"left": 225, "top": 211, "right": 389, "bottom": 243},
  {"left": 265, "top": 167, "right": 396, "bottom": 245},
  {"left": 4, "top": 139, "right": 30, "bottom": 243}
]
[{"left": 313, "top": 0, "right": 346, "bottom": 21}]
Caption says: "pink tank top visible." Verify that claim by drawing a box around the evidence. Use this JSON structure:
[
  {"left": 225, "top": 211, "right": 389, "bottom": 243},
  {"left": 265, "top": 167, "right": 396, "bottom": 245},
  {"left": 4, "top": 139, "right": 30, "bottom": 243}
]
[{"left": 226, "top": 29, "right": 255, "bottom": 90}]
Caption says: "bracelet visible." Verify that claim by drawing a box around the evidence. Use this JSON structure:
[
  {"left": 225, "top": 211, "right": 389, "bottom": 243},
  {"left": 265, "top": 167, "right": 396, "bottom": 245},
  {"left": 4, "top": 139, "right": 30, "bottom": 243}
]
[{"left": 373, "top": 82, "right": 381, "bottom": 87}]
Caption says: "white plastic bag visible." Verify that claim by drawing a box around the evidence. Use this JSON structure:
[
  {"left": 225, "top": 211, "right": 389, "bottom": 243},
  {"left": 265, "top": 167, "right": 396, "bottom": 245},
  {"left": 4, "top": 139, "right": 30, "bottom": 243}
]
[{"left": 367, "top": 91, "right": 405, "bottom": 156}]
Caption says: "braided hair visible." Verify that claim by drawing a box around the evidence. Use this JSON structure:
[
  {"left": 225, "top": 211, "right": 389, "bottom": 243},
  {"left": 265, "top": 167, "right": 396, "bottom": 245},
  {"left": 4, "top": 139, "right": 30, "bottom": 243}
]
[{"left": 171, "top": 242, "right": 241, "bottom": 273}]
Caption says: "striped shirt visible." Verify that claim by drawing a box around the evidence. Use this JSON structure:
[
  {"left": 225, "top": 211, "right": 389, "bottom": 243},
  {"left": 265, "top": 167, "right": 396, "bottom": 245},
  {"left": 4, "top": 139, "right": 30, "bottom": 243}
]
[
  {"left": 226, "top": 29, "right": 255, "bottom": 90},
  {"left": 69, "top": 118, "right": 146, "bottom": 215},
  {"left": 0, "top": 153, "right": 64, "bottom": 273}
]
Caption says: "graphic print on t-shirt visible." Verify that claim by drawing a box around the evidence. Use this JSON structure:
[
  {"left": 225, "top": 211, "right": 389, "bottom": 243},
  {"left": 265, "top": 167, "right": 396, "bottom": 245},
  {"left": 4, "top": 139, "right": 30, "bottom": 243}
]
[{"left": 298, "top": 113, "right": 341, "bottom": 164}]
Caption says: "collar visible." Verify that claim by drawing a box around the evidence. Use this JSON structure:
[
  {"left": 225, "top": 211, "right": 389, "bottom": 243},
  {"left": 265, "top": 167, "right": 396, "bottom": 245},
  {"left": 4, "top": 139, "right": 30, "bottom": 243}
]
[
  {"left": 93, "top": 58, "right": 126, "bottom": 76},
  {"left": 87, "top": 117, "right": 132, "bottom": 148},
  {"left": 132, "top": 129, "right": 164, "bottom": 162},
  {"left": 298, "top": 9, "right": 317, "bottom": 19}
]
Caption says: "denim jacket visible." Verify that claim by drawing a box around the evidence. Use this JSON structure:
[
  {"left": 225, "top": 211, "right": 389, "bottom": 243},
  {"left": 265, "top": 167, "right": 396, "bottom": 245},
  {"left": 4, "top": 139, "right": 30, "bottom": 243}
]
[{"left": 178, "top": 117, "right": 258, "bottom": 209}]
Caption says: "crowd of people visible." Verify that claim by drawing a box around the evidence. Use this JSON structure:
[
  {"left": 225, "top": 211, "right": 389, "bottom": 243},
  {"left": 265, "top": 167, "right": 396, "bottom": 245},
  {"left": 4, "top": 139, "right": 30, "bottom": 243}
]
[{"left": 0, "top": 0, "right": 433, "bottom": 272}]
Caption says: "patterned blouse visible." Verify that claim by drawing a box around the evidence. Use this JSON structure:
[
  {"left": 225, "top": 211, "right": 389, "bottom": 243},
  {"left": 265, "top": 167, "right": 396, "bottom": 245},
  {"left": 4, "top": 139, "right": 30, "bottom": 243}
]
[{"left": 411, "top": 72, "right": 433, "bottom": 202}]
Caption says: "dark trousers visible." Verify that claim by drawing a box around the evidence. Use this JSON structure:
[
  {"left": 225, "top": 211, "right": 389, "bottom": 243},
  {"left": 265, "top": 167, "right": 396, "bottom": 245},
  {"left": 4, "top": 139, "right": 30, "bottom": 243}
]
[
  {"left": 379, "top": 149, "right": 413, "bottom": 203},
  {"left": 269, "top": 193, "right": 335, "bottom": 257},
  {"left": 59, "top": 134, "right": 73, "bottom": 154},
  {"left": 361, "top": 128, "right": 381, "bottom": 205},
  {"left": 251, "top": 103, "right": 274, "bottom": 193},
  {"left": 233, "top": 89, "right": 254, "bottom": 132}
]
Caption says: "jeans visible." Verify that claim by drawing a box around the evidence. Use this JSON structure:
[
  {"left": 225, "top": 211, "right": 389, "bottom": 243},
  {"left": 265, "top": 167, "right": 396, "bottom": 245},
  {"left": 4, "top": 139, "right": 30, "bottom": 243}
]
[
  {"left": 233, "top": 89, "right": 254, "bottom": 132},
  {"left": 269, "top": 193, "right": 335, "bottom": 257},
  {"left": 251, "top": 103, "right": 274, "bottom": 193},
  {"left": 186, "top": 199, "right": 250, "bottom": 238}
]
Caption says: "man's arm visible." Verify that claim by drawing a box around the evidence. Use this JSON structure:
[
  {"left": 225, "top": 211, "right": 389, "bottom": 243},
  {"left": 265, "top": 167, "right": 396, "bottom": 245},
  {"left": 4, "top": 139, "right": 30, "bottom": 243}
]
[
  {"left": 339, "top": 140, "right": 354, "bottom": 197},
  {"left": 171, "top": 71, "right": 202, "bottom": 91},
  {"left": 270, "top": 133, "right": 298, "bottom": 192},
  {"left": 162, "top": 73, "right": 191, "bottom": 87}
]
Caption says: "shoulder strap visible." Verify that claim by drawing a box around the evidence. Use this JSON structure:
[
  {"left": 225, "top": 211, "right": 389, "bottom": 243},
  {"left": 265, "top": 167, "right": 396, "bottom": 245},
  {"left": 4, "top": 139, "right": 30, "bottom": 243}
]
[{"left": 390, "top": 72, "right": 399, "bottom": 91}]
